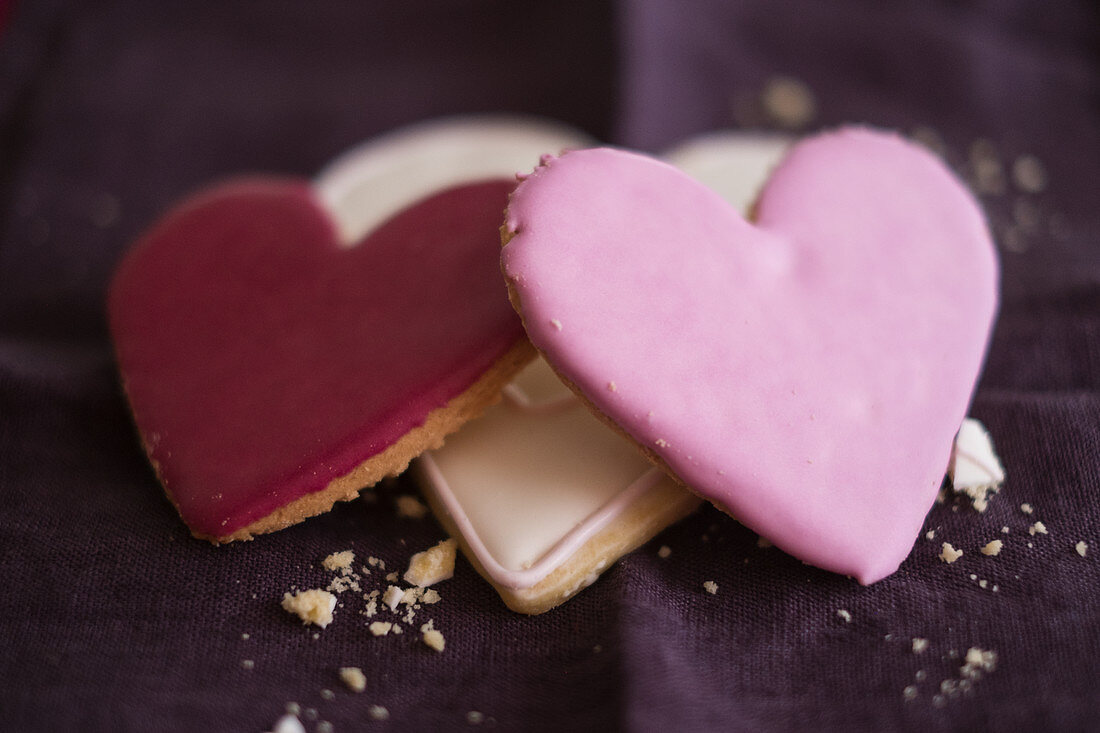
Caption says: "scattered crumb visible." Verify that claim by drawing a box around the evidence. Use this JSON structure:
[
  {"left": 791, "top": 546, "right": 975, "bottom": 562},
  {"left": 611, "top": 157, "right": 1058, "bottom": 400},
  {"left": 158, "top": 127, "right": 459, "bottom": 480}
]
[
  {"left": 382, "top": 585, "right": 404, "bottom": 612},
  {"left": 241, "top": 659, "right": 255, "bottom": 670},
  {"left": 422, "top": 589, "right": 442, "bottom": 604},
  {"left": 369, "top": 621, "right": 393, "bottom": 637},
  {"left": 1002, "top": 526, "right": 1010, "bottom": 534},
  {"left": 837, "top": 609, "right": 852, "bottom": 623},
  {"left": 702, "top": 581, "right": 718, "bottom": 595},
  {"left": 939, "top": 543, "right": 964, "bottom": 564},
  {"left": 385, "top": 571, "right": 399, "bottom": 583},
  {"left": 912, "top": 638, "right": 929, "bottom": 654},
  {"left": 285, "top": 703, "right": 301, "bottom": 716},
  {"left": 467, "top": 711, "right": 485, "bottom": 725},
  {"left": 320, "top": 689, "right": 335, "bottom": 701},
  {"left": 608, "top": 381, "right": 617, "bottom": 392},
  {"left": 980, "top": 540, "right": 1003, "bottom": 556},
  {"left": 316, "top": 722, "right": 333, "bottom": 733},
  {"left": 1021, "top": 503, "right": 1033, "bottom": 515},
  {"left": 340, "top": 667, "right": 366, "bottom": 693},
  {"left": 903, "top": 685, "right": 918, "bottom": 702},
  {"left": 961, "top": 647, "right": 997, "bottom": 679},
  {"left": 281, "top": 590, "right": 337, "bottom": 628},
  {"left": 404, "top": 539, "right": 457, "bottom": 587},
  {"left": 271, "top": 714, "right": 306, "bottom": 733},
  {"left": 925, "top": 530, "right": 935, "bottom": 540},
  {"left": 969, "top": 139, "right": 1005, "bottom": 195},
  {"left": 915, "top": 670, "right": 927, "bottom": 682},
  {"left": 368, "top": 705, "right": 389, "bottom": 721},
  {"left": 421, "top": 620, "right": 445, "bottom": 652},
  {"left": 655, "top": 439, "right": 670, "bottom": 448},
  {"left": 241, "top": 632, "right": 250, "bottom": 640},
  {"left": 761, "top": 76, "right": 816, "bottom": 129},
  {"left": 1012, "top": 155, "right": 1048, "bottom": 193},
  {"left": 303, "top": 708, "right": 318, "bottom": 722},
  {"left": 657, "top": 545, "right": 671, "bottom": 559},
  {"left": 550, "top": 318, "right": 563, "bottom": 331},
  {"left": 395, "top": 495, "right": 429, "bottom": 520},
  {"left": 979, "top": 579, "right": 988, "bottom": 589},
  {"left": 1029, "top": 521, "right": 1048, "bottom": 536},
  {"left": 367, "top": 556, "right": 386, "bottom": 570},
  {"left": 392, "top": 624, "right": 403, "bottom": 635},
  {"left": 1076, "top": 541, "right": 1088, "bottom": 557},
  {"left": 322, "top": 550, "right": 355, "bottom": 574}
]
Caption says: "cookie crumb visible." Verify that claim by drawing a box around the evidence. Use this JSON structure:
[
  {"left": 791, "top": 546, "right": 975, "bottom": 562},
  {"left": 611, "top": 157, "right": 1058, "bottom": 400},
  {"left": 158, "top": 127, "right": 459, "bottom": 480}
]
[
  {"left": 368, "top": 705, "right": 389, "bottom": 721},
  {"left": 912, "top": 638, "right": 929, "bottom": 654},
  {"left": 657, "top": 545, "right": 671, "bottom": 559},
  {"left": 404, "top": 539, "right": 457, "bottom": 587},
  {"left": 1029, "top": 521, "right": 1047, "bottom": 536},
  {"left": 340, "top": 667, "right": 366, "bottom": 693},
  {"left": 980, "top": 540, "right": 1003, "bottom": 556},
  {"left": 702, "top": 581, "right": 718, "bottom": 595},
  {"left": 550, "top": 318, "right": 563, "bottom": 331},
  {"left": 369, "top": 621, "right": 393, "bottom": 637},
  {"left": 926, "top": 530, "right": 935, "bottom": 540},
  {"left": 655, "top": 438, "right": 669, "bottom": 448},
  {"left": 1020, "top": 503, "right": 1033, "bottom": 515},
  {"left": 367, "top": 556, "right": 386, "bottom": 570},
  {"left": 322, "top": 550, "right": 355, "bottom": 574},
  {"left": 271, "top": 714, "right": 306, "bottom": 733},
  {"left": 961, "top": 647, "right": 997, "bottom": 679},
  {"left": 281, "top": 590, "right": 337, "bottom": 628},
  {"left": 320, "top": 688, "right": 335, "bottom": 701},
  {"left": 382, "top": 585, "right": 404, "bottom": 612},
  {"left": 1012, "top": 155, "right": 1047, "bottom": 193},
  {"left": 316, "top": 722, "right": 334, "bottom": 733},
  {"left": 607, "top": 381, "right": 617, "bottom": 392},
  {"left": 837, "top": 609, "right": 852, "bottom": 623},
  {"left": 241, "top": 659, "right": 255, "bottom": 670},
  {"left": 421, "top": 620, "right": 445, "bottom": 652},
  {"left": 241, "top": 632, "right": 250, "bottom": 640},
  {"left": 467, "top": 711, "right": 485, "bottom": 725},
  {"left": 939, "top": 543, "right": 963, "bottom": 564},
  {"left": 395, "top": 495, "right": 429, "bottom": 519},
  {"left": 422, "top": 588, "right": 442, "bottom": 605},
  {"left": 903, "top": 685, "right": 918, "bottom": 702},
  {"left": 1001, "top": 526, "right": 1010, "bottom": 534},
  {"left": 1076, "top": 541, "right": 1088, "bottom": 557},
  {"left": 761, "top": 76, "right": 816, "bottom": 129}
]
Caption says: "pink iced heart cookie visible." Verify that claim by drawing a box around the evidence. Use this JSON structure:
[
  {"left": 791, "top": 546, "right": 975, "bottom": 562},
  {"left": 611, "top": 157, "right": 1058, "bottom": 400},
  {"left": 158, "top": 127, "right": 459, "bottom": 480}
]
[
  {"left": 502, "top": 127, "right": 999, "bottom": 584},
  {"left": 110, "top": 177, "right": 532, "bottom": 541}
]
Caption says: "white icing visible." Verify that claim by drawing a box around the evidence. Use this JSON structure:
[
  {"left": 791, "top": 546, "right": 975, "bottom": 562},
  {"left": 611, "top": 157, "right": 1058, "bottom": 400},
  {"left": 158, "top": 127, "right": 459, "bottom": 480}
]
[
  {"left": 419, "top": 358, "right": 666, "bottom": 588},
  {"left": 314, "top": 116, "right": 592, "bottom": 245},
  {"left": 949, "top": 418, "right": 1005, "bottom": 510}
]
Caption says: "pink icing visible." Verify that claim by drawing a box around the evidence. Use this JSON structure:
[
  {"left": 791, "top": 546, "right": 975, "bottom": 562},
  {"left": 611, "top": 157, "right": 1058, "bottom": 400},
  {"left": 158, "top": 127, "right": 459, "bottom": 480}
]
[
  {"left": 109, "top": 178, "right": 524, "bottom": 538},
  {"left": 502, "top": 128, "right": 999, "bottom": 584}
]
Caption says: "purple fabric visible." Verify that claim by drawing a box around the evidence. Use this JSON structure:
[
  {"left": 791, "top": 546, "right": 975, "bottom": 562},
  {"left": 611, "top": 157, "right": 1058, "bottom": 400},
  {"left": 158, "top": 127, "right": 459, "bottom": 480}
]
[{"left": 2, "top": 1, "right": 1098, "bottom": 730}]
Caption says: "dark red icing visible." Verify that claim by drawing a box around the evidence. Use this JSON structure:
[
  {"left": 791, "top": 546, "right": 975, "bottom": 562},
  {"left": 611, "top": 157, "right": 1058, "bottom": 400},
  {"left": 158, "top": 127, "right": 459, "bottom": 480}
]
[{"left": 108, "top": 178, "right": 523, "bottom": 537}]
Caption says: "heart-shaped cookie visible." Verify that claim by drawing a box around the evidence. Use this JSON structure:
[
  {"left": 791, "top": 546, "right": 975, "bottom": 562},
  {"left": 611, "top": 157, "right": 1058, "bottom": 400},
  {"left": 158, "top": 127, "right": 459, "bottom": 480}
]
[
  {"left": 501, "top": 127, "right": 999, "bottom": 584},
  {"left": 109, "top": 116, "right": 588, "bottom": 542}
]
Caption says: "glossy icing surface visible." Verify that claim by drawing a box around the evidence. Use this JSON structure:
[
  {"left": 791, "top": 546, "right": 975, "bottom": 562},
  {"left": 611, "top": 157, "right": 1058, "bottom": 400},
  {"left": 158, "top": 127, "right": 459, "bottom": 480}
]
[
  {"left": 109, "top": 178, "right": 523, "bottom": 537},
  {"left": 502, "top": 128, "right": 999, "bottom": 583},
  {"left": 419, "top": 358, "right": 670, "bottom": 589}
]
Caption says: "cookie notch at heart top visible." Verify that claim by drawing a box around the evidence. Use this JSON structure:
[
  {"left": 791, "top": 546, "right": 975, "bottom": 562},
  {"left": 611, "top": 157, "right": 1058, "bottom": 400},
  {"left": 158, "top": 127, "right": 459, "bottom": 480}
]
[{"left": 501, "top": 127, "right": 999, "bottom": 584}]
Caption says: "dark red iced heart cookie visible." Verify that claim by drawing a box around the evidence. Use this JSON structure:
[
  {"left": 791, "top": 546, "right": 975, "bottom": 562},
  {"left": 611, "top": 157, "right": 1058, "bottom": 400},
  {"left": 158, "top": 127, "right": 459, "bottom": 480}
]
[{"left": 109, "top": 178, "right": 531, "bottom": 541}]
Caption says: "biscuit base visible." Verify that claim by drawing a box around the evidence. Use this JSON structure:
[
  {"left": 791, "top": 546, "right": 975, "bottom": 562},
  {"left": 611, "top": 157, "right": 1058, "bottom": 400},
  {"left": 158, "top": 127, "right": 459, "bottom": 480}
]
[
  {"left": 177, "top": 338, "right": 537, "bottom": 543},
  {"left": 417, "top": 464, "right": 701, "bottom": 614}
]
